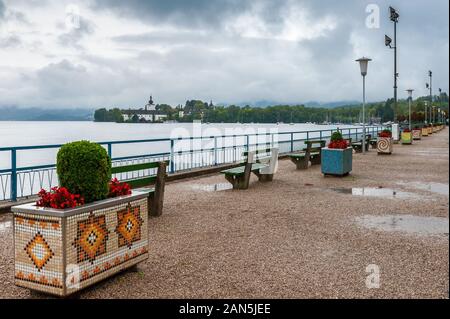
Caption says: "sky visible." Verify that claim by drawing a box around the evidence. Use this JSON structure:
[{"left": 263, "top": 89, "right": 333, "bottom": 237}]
[{"left": 0, "top": 0, "right": 448, "bottom": 109}]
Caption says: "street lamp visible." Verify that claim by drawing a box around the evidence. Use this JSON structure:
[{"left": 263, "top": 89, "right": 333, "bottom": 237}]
[
  {"left": 424, "top": 101, "right": 428, "bottom": 124},
  {"left": 439, "top": 88, "right": 442, "bottom": 122},
  {"left": 428, "top": 71, "right": 433, "bottom": 122},
  {"left": 406, "top": 89, "right": 414, "bottom": 130},
  {"left": 356, "top": 57, "right": 372, "bottom": 154},
  {"left": 386, "top": 6, "right": 399, "bottom": 122}
]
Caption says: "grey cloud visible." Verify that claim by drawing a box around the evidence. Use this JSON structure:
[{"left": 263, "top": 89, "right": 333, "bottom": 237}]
[
  {"left": 0, "top": 0, "right": 448, "bottom": 108},
  {"left": 0, "top": 34, "right": 21, "bottom": 47},
  {"left": 57, "top": 16, "right": 96, "bottom": 48},
  {"left": 0, "top": 0, "right": 5, "bottom": 20},
  {"left": 91, "top": 0, "right": 255, "bottom": 30}
]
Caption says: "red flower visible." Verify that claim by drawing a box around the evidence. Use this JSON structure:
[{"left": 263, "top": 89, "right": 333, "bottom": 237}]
[
  {"left": 36, "top": 187, "right": 84, "bottom": 209},
  {"left": 328, "top": 139, "right": 348, "bottom": 149},
  {"left": 108, "top": 178, "right": 132, "bottom": 198}
]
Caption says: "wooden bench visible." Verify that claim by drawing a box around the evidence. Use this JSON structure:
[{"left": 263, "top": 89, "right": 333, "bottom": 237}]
[
  {"left": 111, "top": 160, "right": 169, "bottom": 216},
  {"left": 352, "top": 134, "right": 371, "bottom": 153},
  {"left": 221, "top": 148, "right": 279, "bottom": 189},
  {"left": 287, "top": 140, "right": 326, "bottom": 170}
]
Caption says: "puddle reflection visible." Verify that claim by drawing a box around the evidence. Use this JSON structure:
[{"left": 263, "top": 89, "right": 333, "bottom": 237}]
[
  {"left": 355, "top": 215, "right": 449, "bottom": 236},
  {"left": 332, "top": 187, "right": 419, "bottom": 199},
  {"left": 190, "top": 183, "right": 233, "bottom": 192}
]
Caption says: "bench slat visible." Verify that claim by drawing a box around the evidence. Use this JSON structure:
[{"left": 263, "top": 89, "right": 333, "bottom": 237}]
[
  {"left": 125, "top": 176, "right": 157, "bottom": 188},
  {"left": 221, "top": 163, "right": 268, "bottom": 176},
  {"left": 111, "top": 160, "right": 169, "bottom": 174},
  {"left": 242, "top": 148, "right": 272, "bottom": 157}
]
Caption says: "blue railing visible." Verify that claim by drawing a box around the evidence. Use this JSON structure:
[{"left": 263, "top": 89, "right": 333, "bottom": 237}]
[{"left": 0, "top": 125, "right": 385, "bottom": 202}]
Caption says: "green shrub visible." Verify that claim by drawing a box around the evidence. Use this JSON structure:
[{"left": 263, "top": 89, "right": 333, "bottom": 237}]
[
  {"left": 330, "top": 131, "right": 343, "bottom": 141},
  {"left": 57, "top": 140, "right": 111, "bottom": 203}
]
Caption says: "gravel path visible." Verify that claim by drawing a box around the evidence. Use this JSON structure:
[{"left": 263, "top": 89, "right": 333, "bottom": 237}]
[{"left": 1, "top": 129, "right": 448, "bottom": 299}]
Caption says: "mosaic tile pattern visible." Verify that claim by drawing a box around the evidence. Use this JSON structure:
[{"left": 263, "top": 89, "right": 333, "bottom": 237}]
[
  {"left": 14, "top": 197, "right": 149, "bottom": 296},
  {"left": 14, "top": 213, "right": 64, "bottom": 296}
]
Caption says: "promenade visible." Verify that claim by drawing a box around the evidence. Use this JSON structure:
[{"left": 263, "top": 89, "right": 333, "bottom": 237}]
[{"left": 0, "top": 128, "right": 448, "bottom": 299}]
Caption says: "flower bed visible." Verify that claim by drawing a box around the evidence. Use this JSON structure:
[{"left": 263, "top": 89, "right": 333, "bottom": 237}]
[
  {"left": 401, "top": 129, "right": 413, "bottom": 145},
  {"left": 377, "top": 130, "right": 393, "bottom": 155},
  {"left": 321, "top": 132, "right": 352, "bottom": 176},
  {"left": 11, "top": 141, "right": 150, "bottom": 297},
  {"left": 412, "top": 127, "right": 422, "bottom": 140}
]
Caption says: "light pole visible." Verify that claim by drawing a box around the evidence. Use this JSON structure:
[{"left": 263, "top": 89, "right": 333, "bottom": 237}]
[
  {"left": 356, "top": 57, "right": 371, "bottom": 154},
  {"left": 427, "top": 71, "right": 433, "bottom": 123},
  {"left": 407, "top": 89, "right": 414, "bottom": 130},
  {"left": 439, "top": 88, "right": 442, "bottom": 122},
  {"left": 424, "top": 101, "right": 428, "bottom": 124},
  {"left": 385, "top": 6, "right": 399, "bottom": 122}
]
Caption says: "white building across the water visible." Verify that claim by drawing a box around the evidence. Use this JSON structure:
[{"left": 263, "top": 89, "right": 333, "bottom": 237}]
[{"left": 121, "top": 95, "right": 168, "bottom": 122}]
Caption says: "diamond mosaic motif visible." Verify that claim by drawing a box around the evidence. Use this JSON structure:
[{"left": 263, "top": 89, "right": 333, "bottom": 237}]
[
  {"left": 25, "top": 232, "right": 54, "bottom": 271},
  {"left": 115, "top": 205, "right": 143, "bottom": 248},
  {"left": 73, "top": 213, "right": 109, "bottom": 264}
]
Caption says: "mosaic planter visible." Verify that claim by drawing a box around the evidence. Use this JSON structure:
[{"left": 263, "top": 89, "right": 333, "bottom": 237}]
[
  {"left": 422, "top": 127, "right": 429, "bottom": 136},
  {"left": 321, "top": 147, "right": 352, "bottom": 176},
  {"left": 376, "top": 137, "right": 393, "bottom": 155},
  {"left": 412, "top": 129, "right": 422, "bottom": 140},
  {"left": 401, "top": 132, "right": 413, "bottom": 145},
  {"left": 12, "top": 191, "right": 149, "bottom": 297}
]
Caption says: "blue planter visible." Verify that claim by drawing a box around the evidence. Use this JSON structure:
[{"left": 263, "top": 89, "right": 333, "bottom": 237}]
[{"left": 321, "top": 147, "right": 353, "bottom": 176}]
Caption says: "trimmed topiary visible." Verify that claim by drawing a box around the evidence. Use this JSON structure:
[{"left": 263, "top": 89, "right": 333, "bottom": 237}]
[
  {"left": 330, "top": 131, "right": 343, "bottom": 142},
  {"left": 57, "top": 140, "right": 111, "bottom": 203}
]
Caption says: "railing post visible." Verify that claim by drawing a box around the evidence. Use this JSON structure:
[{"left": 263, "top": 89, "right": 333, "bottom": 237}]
[
  {"left": 170, "top": 139, "right": 175, "bottom": 173},
  {"left": 214, "top": 136, "right": 218, "bottom": 166},
  {"left": 11, "top": 149, "right": 17, "bottom": 202},
  {"left": 320, "top": 130, "right": 322, "bottom": 140},
  {"left": 246, "top": 135, "right": 250, "bottom": 153},
  {"left": 107, "top": 143, "right": 112, "bottom": 159},
  {"left": 290, "top": 133, "right": 294, "bottom": 152}
]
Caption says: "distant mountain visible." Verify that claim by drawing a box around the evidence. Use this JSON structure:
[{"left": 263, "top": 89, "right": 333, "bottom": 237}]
[
  {"left": 221, "top": 100, "right": 361, "bottom": 108},
  {"left": 303, "top": 101, "right": 360, "bottom": 108},
  {"left": 0, "top": 106, "right": 94, "bottom": 121}
]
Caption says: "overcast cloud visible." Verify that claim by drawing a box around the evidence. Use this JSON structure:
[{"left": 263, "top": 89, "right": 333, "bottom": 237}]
[{"left": 0, "top": 0, "right": 448, "bottom": 109}]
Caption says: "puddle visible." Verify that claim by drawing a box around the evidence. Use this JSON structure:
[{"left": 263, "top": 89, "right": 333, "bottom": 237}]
[
  {"left": 0, "top": 221, "right": 12, "bottom": 233},
  {"left": 332, "top": 187, "right": 419, "bottom": 199},
  {"left": 355, "top": 215, "right": 449, "bottom": 236},
  {"left": 398, "top": 182, "right": 449, "bottom": 196},
  {"left": 190, "top": 183, "right": 233, "bottom": 192}
]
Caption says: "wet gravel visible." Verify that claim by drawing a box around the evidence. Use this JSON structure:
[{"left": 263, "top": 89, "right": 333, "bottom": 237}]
[{"left": 0, "top": 129, "right": 448, "bottom": 299}]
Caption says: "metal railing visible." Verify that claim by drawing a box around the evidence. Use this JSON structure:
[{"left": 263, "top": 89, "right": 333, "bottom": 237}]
[{"left": 0, "top": 125, "right": 385, "bottom": 202}]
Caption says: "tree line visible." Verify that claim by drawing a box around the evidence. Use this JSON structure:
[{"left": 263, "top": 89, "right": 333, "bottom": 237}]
[{"left": 94, "top": 93, "right": 449, "bottom": 124}]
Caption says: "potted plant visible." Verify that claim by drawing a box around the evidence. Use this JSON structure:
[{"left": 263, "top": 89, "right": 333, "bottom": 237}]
[
  {"left": 412, "top": 125, "right": 422, "bottom": 140},
  {"left": 11, "top": 141, "right": 149, "bottom": 297},
  {"left": 321, "top": 131, "right": 352, "bottom": 176},
  {"left": 376, "top": 129, "right": 393, "bottom": 155},
  {"left": 422, "top": 124, "right": 429, "bottom": 136},
  {"left": 401, "top": 128, "right": 413, "bottom": 145}
]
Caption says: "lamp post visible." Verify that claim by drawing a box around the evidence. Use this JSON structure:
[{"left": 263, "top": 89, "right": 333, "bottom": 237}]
[
  {"left": 424, "top": 101, "right": 428, "bottom": 124},
  {"left": 428, "top": 71, "right": 433, "bottom": 123},
  {"left": 356, "top": 57, "right": 371, "bottom": 154},
  {"left": 385, "top": 6, "right": 399, "bottom": 122},
  {"left": 439, "top": 88, "right": 442, "bottom": 122},
  {"left": 407, "top": 89, "right": 414, "bottom": 130}
]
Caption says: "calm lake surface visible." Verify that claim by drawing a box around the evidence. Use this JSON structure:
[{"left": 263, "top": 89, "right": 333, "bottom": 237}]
[{"left": 0, "top": 121, "right": 357, "bottom": 169}]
